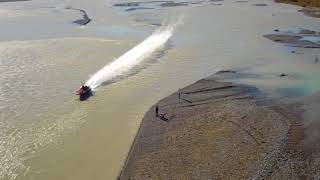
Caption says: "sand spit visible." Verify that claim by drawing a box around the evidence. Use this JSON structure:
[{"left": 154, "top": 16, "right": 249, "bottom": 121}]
[
  {"left": 264, "top": 28, "right": 320, "bottom": 48},
  {"left": 267, "top": 92, "right": 320, "bottom": 179},
  {"left": 65, "top": 7, "right": 91, "bottom": 25},
  {"left": 119, "top": 71, "right": 320, "bottom": 179}
]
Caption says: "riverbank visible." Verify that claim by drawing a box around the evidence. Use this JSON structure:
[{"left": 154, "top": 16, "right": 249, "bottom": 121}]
[
  {"left": 2, "top": 0, "right": 320, "bottom": 178},
  {"left": 275, "top": 0, "right": 320, "bottom": 18},
  {"left": 275, "top": 0, "right": 320, "bottom": 7},
  {"left": 119, "top": 71, "right": 320, "bottom": 179}
]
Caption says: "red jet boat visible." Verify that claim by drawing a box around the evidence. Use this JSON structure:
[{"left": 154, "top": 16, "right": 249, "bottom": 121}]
[{"left": 76, "top": 85, "right": 92, "bottom": 100}]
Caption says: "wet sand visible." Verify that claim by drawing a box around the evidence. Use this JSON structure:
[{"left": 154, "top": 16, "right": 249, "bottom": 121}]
[{"left": 119, "top": 71, "right": 320, "bottom": 179}]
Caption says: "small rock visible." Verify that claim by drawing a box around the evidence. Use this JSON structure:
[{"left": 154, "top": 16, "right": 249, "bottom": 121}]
[{"left": 280, "top": 73, "right": 287, "bottom": 77}]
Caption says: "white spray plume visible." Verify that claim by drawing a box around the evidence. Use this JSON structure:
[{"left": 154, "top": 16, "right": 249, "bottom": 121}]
[{"left": 86, "top": 19, "right": 182, "bottom": 90}]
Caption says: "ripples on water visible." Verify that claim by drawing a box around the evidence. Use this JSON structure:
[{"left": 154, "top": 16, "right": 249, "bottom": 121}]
[{"left": 0, "top": 39, "right": 120, "bottom": 179}]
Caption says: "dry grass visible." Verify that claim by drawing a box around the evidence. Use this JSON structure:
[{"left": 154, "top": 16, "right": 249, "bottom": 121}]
[{"left": 275, "top": 0, "right": 320, "bottom": 7}]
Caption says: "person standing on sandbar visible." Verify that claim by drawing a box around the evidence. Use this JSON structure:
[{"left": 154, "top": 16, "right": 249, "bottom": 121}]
[{"left": 155, "top": 105, "right": 159, "bottom": 117}]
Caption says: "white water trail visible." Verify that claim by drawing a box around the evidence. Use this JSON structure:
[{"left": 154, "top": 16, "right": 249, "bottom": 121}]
[{"left": 85, "top": 24, "right": 177, "bottom": 90}]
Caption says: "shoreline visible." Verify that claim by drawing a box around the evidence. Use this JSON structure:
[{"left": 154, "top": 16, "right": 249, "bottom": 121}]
[
  {"left": 275, "top": 0, "right": 320, "bottom": 8},
  {"left": 118, "top": 71, "right": 320, "bottom": 179},
  {"left": 275, "top": 0, "right": 320, "bottom": 18}
]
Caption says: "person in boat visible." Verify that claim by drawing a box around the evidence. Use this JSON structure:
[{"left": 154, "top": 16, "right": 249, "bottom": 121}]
[{"left": 81, "top": 84, "right": 89, "bottom": 91}]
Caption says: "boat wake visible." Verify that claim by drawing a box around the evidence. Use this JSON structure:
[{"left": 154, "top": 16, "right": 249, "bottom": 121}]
[{"left": 85, "top": 22, "right": 179, "bottom": 90}]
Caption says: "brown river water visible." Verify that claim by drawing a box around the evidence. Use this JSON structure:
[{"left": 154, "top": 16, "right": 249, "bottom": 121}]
[{"left": 0, "top": 0, "right": 319, "bottom": 179}]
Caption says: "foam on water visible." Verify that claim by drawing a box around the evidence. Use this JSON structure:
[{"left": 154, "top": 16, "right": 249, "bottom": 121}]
[{"left": 86, "top": 23, "right": 177, "bottom": 90}]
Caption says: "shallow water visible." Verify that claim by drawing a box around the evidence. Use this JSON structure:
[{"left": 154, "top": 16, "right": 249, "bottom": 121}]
[{"left": 0, "top": 0, "right": 319, "bottom": 179}]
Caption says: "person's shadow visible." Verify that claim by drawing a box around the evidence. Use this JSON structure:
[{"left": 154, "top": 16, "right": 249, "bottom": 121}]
[{"left": 158, "top": 114, "right": 169, "bottom": 122}]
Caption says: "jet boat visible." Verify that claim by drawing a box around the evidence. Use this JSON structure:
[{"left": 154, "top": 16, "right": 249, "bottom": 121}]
[{"left": 76, "top": 85, "right": 92, "bottom": 100}]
